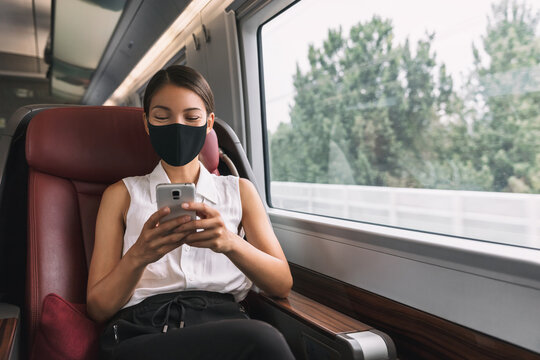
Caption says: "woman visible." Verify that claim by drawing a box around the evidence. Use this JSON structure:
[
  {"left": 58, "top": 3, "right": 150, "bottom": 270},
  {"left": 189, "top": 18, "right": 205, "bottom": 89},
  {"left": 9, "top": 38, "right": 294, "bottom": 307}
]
[{"left": 87, "top": 65, "right": 294, "bottom": 359}]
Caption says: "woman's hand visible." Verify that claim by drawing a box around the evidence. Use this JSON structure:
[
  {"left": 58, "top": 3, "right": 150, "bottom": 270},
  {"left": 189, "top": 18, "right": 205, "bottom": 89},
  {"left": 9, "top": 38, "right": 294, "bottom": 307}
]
[
  {"left": 126, "top": 207, "right": 194, "bottom": 267},
  {"left": 175, "top": 179, "right": 292, "bottom": 299},
  {"left": 176, "top": 202, "right": 239, "bottom": 253}
]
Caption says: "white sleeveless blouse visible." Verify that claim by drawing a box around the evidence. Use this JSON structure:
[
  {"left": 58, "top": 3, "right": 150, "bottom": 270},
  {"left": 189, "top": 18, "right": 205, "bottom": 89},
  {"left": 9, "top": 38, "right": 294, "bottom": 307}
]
[{"left": 121, "top": 161, "right": 252, "bottom": 308}]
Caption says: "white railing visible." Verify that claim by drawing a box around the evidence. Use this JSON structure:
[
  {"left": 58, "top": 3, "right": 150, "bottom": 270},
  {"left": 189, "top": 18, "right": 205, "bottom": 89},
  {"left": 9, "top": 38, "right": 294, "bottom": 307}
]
[{"left": 270, "top": 182, "right": 540, "bottom": 248}]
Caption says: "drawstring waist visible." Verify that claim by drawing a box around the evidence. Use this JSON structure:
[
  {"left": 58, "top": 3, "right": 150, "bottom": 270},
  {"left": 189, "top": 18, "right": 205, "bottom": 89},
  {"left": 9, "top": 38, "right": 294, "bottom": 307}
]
[
  {"left": 113, "top": 290, "right": 236, "bottom": 333},
  {"left": 102, "top": 290, "right": 249, "bottom": 349},
  {"left": 151, "top": 293, "right": 209, "bottom": 332}
]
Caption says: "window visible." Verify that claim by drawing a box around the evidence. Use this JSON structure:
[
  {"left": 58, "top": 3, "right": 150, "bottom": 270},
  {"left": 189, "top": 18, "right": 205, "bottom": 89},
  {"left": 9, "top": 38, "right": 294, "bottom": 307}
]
[{"left": 259, "top": 0, "right": 540, "bottom": 249}]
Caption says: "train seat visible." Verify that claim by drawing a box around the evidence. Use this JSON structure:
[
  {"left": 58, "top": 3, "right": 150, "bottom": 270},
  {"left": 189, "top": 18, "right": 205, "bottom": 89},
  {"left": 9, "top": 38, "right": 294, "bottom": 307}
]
[
  {"left": 3, "top": 104, "right": 396, "bottom": 360},
  {"left": 23, "top": 106, "right": 223, "bottom": 358}
]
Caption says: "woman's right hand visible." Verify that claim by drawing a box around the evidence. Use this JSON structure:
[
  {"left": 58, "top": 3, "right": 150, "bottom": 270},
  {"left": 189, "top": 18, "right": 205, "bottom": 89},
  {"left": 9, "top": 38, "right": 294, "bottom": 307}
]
[{"left": 126, "top": 207, "right": 193, "bottom": 267}]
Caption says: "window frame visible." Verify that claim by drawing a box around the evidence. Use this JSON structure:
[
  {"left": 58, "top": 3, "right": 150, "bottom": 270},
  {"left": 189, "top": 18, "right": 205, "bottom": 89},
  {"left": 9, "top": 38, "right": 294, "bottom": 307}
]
[
  {"left": 238, "top": 0, "right": 540, "bottom": 353},
  {"left": 255, "top": 0, "right": 300, "bottom": 209}
]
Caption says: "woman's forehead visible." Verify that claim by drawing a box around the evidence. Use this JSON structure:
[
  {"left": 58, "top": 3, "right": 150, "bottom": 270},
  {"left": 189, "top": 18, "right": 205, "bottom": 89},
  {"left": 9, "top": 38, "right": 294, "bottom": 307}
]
[{"left": 150, "top": 84, "right": 205, "bottom": 112}]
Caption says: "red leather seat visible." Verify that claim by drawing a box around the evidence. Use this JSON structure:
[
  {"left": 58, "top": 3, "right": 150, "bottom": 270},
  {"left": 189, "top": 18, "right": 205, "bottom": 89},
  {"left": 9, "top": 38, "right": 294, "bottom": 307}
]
[
  {"left": 200, "top": 123, "right": 219, "bottom": 176},
  {"left": 25, "top": 106, "right": 220, "bottom": 351}
]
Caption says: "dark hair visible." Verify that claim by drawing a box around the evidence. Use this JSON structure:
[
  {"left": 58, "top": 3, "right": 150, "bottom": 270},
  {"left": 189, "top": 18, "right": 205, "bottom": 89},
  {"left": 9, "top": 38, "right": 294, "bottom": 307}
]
[{"left": 143, "top": 65, "right": 215, "bottom": 116}]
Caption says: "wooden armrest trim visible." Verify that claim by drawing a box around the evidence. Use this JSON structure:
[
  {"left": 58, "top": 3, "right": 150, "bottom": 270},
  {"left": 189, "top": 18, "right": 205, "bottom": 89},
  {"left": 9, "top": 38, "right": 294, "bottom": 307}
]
[
  {"left": 0, "top": 318, "right": 17, "bottom": 360},
  {"left": 257, "top": 290, "right": 371, "bottom": 335}
]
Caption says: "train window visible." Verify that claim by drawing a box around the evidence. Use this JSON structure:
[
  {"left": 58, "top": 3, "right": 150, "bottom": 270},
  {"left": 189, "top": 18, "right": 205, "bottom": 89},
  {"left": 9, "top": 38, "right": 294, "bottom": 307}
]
[{"left": 259, "top": 0, "right": 540, "bottom": 249}]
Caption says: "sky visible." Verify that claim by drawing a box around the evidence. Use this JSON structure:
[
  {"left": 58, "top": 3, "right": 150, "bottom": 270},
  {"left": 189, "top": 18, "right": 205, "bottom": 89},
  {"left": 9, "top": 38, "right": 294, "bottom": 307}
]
[{"left": 260, "top": 0, "right": 540, "bottom": 132}]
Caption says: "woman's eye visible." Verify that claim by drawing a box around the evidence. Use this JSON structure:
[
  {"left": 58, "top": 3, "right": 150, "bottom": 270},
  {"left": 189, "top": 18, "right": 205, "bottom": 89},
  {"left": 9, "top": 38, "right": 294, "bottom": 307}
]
[
  {"left": 187, "top": 116, "right": 200, "bottom": 121},
  {"left": 154, "top": 116, "right": 168, "bottom": 120}
]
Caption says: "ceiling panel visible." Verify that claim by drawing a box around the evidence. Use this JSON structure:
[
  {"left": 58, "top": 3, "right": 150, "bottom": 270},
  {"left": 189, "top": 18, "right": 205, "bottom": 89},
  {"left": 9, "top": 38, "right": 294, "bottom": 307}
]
[
  {"left": 83, "top": 0, "right": 190, "bottom": 105},
  {"left": 35, "top": 0, "right": 51, "bottom": 58},
  {"left": 53, "top": 0, "right": 124, "bottom": 69},
  {"left": 0, "top": 0, "right": 37, "bottom": 56}
]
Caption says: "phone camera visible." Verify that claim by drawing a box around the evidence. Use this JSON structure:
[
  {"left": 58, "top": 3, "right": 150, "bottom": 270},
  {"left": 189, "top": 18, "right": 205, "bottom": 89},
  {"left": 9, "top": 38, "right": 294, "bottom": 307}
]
[{"left": 172, "top": 190, "right": 181, "bottom": 200}]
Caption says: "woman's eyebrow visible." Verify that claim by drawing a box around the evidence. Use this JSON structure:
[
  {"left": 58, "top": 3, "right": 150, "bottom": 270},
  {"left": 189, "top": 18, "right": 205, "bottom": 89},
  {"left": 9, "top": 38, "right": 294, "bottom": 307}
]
[
  {"left": 183, "top": 107, "right": 202, "bottom": 112},
  {"left": 151, "top": 105, "right": 171, "bottom": 111}
]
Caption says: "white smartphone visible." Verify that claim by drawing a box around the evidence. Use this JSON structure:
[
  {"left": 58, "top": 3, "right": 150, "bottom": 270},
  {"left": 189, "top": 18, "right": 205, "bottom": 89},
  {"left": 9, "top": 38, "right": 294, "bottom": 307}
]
[{"left": 156, "top": 183, "right": 196, "bottom": 223}]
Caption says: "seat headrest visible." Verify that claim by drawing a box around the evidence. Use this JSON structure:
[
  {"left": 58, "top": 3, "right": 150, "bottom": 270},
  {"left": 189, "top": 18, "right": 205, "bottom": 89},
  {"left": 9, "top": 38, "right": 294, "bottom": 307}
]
[
  {"left": 26, "top": 107, "right": 160, "bottom": 183},
  {"left": 200, "top": 128, "right": 219, "bottom": 175}
]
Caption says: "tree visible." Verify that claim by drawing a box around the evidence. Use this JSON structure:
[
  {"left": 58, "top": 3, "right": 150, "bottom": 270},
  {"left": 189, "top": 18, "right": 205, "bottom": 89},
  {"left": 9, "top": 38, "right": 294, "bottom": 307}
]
[
  {"left": 270, "top": 16, "right": 450, "bottom": 186},
  {"left": 270, "top": 0, "right": 540, "bottom": 194},
  {"left": 468, "top": 0, "right": 540, "bottom": 192}
]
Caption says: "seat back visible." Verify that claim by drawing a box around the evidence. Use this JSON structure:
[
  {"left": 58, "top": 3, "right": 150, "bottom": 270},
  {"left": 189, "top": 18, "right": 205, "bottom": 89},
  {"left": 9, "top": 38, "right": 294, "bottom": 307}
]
[
  {"left": 200, "top": 125, "right": 219, "bottom": 175},
  {"left": 24, "top": 106, "right": 219, "bottom": 346}
]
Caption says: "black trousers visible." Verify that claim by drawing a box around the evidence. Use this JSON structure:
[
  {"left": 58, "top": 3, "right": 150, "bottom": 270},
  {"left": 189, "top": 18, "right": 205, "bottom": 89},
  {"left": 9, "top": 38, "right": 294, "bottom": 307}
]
[{"left": 100, "top": 290, "right": 295, "bottom": 360}]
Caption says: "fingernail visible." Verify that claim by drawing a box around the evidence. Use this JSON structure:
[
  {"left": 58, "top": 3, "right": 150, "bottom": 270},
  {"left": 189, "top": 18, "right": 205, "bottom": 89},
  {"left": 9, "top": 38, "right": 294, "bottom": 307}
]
[{"left": 182, "top": 203, "right": 189, "bottom": 209}]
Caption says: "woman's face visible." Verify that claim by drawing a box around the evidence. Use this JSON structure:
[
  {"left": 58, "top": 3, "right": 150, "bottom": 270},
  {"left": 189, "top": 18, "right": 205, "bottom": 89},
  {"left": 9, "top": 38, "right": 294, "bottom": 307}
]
[{"left": 145, "top": 84, "right": 213, "bottom": 129}]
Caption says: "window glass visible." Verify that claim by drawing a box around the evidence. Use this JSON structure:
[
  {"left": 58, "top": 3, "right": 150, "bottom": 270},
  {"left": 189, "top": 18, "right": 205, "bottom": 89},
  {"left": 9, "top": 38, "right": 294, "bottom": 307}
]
[{"left": 260, "top": 0, "right": 540, "bottom": 249}]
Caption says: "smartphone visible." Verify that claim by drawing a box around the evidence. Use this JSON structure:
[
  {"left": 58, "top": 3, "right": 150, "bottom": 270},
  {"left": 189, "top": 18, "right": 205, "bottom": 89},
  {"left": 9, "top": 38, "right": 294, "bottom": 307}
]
[{"left": 156, "top": 183, "right": 196, "bottom": 223}]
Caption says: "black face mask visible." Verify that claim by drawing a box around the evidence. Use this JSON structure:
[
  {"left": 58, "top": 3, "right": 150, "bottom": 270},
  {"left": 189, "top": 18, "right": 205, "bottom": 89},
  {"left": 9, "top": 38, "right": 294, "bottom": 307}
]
[{"left": 147, "top": 120, "right": 207, "bottom": 167}]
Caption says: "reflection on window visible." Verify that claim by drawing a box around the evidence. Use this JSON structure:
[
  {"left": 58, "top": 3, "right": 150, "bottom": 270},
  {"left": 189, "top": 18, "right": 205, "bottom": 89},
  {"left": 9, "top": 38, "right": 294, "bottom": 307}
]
[{"left": 260, "top": 0, "right": 540, "bottom": 249}]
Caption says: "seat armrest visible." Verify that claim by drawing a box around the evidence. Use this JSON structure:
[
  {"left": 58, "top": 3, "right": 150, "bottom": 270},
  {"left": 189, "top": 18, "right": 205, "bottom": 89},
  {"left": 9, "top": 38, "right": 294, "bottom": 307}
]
[
  {"left": 245, "top": 290, "right": 396, "bottom": 360},
  {"left": 0, "top": 303, "right": 20, "bottom": 360}
]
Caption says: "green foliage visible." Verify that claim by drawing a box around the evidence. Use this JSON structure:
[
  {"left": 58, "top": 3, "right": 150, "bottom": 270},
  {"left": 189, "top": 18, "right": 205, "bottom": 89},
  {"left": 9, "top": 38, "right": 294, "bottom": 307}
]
[
  {"left": 469, "top": 0, "right": 540, "bottom": 192},
  {"left": 269, "top": 0, "right": 540, "bottom": 193}
]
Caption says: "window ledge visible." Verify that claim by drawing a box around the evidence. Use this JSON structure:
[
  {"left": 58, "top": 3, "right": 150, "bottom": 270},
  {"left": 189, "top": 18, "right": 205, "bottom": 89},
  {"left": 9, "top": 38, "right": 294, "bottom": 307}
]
[{"left": 269, "top": 207, "right": 540, "bottom": 290}]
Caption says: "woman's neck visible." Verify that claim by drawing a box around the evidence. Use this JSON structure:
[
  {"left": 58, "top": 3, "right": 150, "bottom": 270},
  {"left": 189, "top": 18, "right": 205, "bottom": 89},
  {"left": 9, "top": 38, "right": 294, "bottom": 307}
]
[{"left": 161, "top": 158, "right": 200, "bottom": 184}]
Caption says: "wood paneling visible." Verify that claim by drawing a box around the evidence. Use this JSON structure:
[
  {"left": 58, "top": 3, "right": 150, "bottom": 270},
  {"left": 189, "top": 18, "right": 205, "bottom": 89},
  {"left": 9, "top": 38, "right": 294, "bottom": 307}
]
[
  {"left": 290, "top": 263, "right": 540, "bottom": 360},
  {"left": 0, "top": 318, "right": 17, "bottom": 360}
]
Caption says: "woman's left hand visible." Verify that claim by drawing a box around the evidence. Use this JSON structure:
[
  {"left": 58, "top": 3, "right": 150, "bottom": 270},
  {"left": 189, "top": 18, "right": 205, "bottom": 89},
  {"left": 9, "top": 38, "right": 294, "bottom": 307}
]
[{"left": 175, "top": 202, "right": 239, "bottom": 253}]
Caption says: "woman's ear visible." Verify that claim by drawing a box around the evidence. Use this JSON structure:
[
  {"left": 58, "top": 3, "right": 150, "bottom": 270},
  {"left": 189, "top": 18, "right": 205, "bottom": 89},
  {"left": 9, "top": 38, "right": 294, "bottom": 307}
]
[
  {"left": 143, "top": 113, "right": 149, "bottom": 135},
  {"left": 206, "top": 113, "right": 215, "bottom": 134}
]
